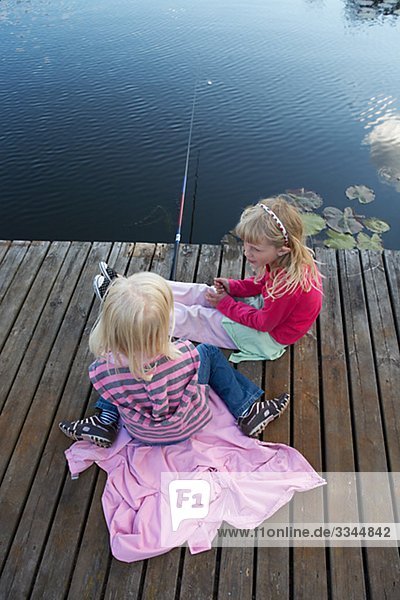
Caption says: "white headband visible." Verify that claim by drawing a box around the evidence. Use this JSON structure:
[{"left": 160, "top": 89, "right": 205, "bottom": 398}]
[{"left": 258, "top": 204, "right": 289, "bottom": 244}]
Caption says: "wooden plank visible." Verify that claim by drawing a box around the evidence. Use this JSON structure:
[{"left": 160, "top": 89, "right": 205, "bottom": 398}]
[
  {"left": 219, "top": 547, "right": 254, "bottom": 599},
  {"left": 316, "top": 248, "right": 357, "bottom": 471},
  {"left": 140, "top": 549, "right": 183, "bottom": 600},
  {"left": 0, "top": 242, "right": 109, "bottom": 597},
  {"left": 360, "top": 251, "right": 400, "bottom": 473},
  {"left": 216, "top": 242, "right": 255, "bottom": 600},
  {"left": 0, "top": 242, "right": 83, "bottom": 477},
  {"left": 66, "top": 471, "right": 110, "bottom": 600},
  {"left": 103, "top": 560, "right": 144, "bottom": 600},
  {"left": 180, "top": 550, "right": 217, "bottom": 600},
  {"left": 338, "top": 249, "right": 389, "bottom": 472},
  {"left": 0, "top": 240, "right": 49, "bottom": 351},
  {"left": 27, "top": 244, "right": 134, "bottom": 600},
  {"left": 219, "top": 240, "right": 244, "bottom": 279},
  {"left": 52, "top": 245, "right": 135, "bottom": 599},
  {"left": 292, "top": 323, "right": 323, "bottom": 466},
  {"left": 338, "top": 249, "right": 400, "bottom": 600},
  {"left": 141, "top": 244, "right": 198, "bottom": 599},
  {"left": 262, "top": 353, "right": 291, "bottom": 446},
  {"left": 37, "top": 244, "right": 157, "bottom": 600},
  {"left": 101, "top": 245, "right": 157, "bottom": 599},
  {"left": 0, "top": 240, "right": 11, "bottom": 267},
  {"left": 383, "top": 250, "right": 400, "bottom": 338},
  {"left": 151, "top": 243, "right": 174, "bottom": 279},
  {"left": 0, "top": 240, "right": 72, "bottom": 412},
  {"left": 292, "top": 318, "right": 328, "bottom": 599},
  {"left": 1, "top": 243, "right": 398, "bottom": 600},
  {"left": 128, "top": 242, "right": 156, "bottom": 275},
  {"left": 174, "top": 243, "right": 200, "bottom": 283},
  {"left": 196, "top": 244, "right": 222, "bottom": 286},
  {"left": 360, "top": 250, "right": 400, "bottom": 576},
  {"left": 65, "top": 243, "right": 180, "bottom": 599},
  {"left": 237, "top": 359, "right": 263, "bottom": 598},
  {"left": 256, "top": 351, "right": 291, "bottom": 600},
  {"left": 316, "top": 248, "right": 365, "bottom": 600},
  {"left": 179, "top": 243, "right": 222, "bottom": 600},
  {"left": 0, "top": 241, "right": 29, "bottom": 304}
]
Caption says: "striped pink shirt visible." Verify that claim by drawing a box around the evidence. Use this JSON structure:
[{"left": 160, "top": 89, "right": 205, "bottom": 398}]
[{"left": 89, "top": 339, "right": 211, "bottom": 445}]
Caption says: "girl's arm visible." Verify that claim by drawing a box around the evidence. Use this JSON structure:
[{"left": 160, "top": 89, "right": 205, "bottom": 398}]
[
  {"left": 226, "top": 276, "right": 265, "bottom": 298},
  {"left": 216, "top": 292, "right": 297, "bottom": 332}
]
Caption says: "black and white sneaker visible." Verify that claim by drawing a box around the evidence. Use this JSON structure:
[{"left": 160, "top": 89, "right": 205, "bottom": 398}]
[
  {"left": 238, "top": 393, "right": 290, "bottom": 437},
  {"left": 93, "top": 274, "right": 112, "bottom": 301},
  {"left": 59, "top": 414, "right": 119, "bottom": 448},
  {"left": 99, "top": 261, "right": 119, "bottom": 283}
]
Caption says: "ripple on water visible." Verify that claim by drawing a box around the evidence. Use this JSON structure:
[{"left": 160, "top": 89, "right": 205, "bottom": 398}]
[{"left": 0, "top": 0, "right": 399, "bottom": 246}]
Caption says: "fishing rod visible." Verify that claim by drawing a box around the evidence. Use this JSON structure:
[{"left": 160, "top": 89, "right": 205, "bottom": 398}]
[
  {"left": 170, "top": 80, "right": 198, "bottom": 280},
  {"left": 189, "top": 150, "right": 200, "bottom": 244}
]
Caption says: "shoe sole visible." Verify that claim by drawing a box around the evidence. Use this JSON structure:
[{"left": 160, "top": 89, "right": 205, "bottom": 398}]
[
  {"left": 248, "top": 395, "right": 290, "bottom": 438},
  {"left": 59, "top": 424, "right": 112, "bottom": 448}
]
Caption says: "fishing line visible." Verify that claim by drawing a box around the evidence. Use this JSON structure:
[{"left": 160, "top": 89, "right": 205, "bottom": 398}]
[
  {"left": 170, "top": 78, "right": 199, "bottom": 280},
  {"left": 189, "top": 150, "right": 200, "bottom": 244}
]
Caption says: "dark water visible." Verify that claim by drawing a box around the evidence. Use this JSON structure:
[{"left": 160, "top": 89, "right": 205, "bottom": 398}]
[{"left": 1, "top": 0, "right": 399, "bottom": 248}]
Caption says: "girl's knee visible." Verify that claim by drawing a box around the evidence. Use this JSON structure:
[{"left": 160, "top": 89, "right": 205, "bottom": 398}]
[{"left": 197, "top": 343, "right": 219, "bottom": 354}]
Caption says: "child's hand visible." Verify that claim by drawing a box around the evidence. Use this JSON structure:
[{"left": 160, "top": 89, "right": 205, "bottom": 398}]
[
  {"left": 205, "top": 288, "right": 227, "bottom": 307},
  {"left": 214, "top": 277, "right": 230, "bottom": 294}
]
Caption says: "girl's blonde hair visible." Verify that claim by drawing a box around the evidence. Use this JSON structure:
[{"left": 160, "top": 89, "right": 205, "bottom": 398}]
[
  {"left": 235, "top": 196, "right": 322, "bottom": 299},
  {"left": 89, "top": 272, "right": 180, "bottom": 381}
]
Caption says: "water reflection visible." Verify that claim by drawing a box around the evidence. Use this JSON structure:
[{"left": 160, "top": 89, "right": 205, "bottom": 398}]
[
  {"left": 1, "top": 0, "right": 399, "bottom": 246},
  {"left": 360, "top": 96, "right": 400, "bottom": 192},
  {"left": 344, "top": 0, "right": 400, "bottom": 23},
  {"left": 364, "top": 116, "right": 400, "bottom": 191}
]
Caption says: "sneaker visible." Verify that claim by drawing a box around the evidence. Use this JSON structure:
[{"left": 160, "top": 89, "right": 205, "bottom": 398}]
[
  {"left": 99, "top": 261, "right": 119, "bottom": 283},
  {"left": 238, "top": 393, "right": 290, "bottom": 437},
  {"left": 93, "top": 274, "right": 111, "bottom": 301},
  {"left": 59, "top": 414, "right": 119, "bottom": 448}
]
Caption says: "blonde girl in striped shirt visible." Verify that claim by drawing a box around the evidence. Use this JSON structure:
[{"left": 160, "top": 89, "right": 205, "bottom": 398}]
[{"left": 59, "top": 272, "right": 289, "bottom": 447}]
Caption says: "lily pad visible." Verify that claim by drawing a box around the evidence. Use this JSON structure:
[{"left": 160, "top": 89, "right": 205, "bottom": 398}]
[
  {"left": 323, "top": 230, "right": 357, "bottom": 250},
  {"left": 363, "top": 217, "right": 390, "bottom": 234},
  {"left": 345, "top": 185, "right": 375, "bottom": 204},
  {"left": 281, "top": 189, "right": 323, "bottom": 212},
  {"left": 301, "top": 213, "right": 326, "bottom": 236},
  {"left": 356, "top": 232, "right": 383, "bottom": 250},
  {"left": 323, "top": 206, "right": 364, "bottom": 235}
]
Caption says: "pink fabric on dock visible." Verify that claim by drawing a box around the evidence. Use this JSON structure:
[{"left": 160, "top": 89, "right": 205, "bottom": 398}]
[{"left": 65, "top": 391, "right": 325, "bottom": 562}]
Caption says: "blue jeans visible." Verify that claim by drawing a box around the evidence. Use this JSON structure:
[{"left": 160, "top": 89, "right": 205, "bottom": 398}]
[
  {"left": 196, "top": 343, "right": 263, "bottom": 419},
  {"left": 95, "top": 343, "right": 263, "bottom": 420}
]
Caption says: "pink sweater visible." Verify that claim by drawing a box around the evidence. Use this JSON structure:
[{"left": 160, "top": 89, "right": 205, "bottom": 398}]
[
  {"left": 216, "top": 268, "right": 323, "bottom": 345},
  {"left": 89, "top": 339, "right": 211, "bottom": 445}
]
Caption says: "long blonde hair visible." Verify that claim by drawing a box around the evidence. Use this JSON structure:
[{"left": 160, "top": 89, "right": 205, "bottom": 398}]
[
  {"left": 89, "top": 272, "right": 180, "bottom": 380},
  {"left": 235, "top": 197, "right": 322, "bottom": 299}
]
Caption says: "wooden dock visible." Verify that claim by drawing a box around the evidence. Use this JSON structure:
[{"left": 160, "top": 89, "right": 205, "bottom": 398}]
[{"left": 0, "top": 240, "right": 399, "bottom": 599}]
